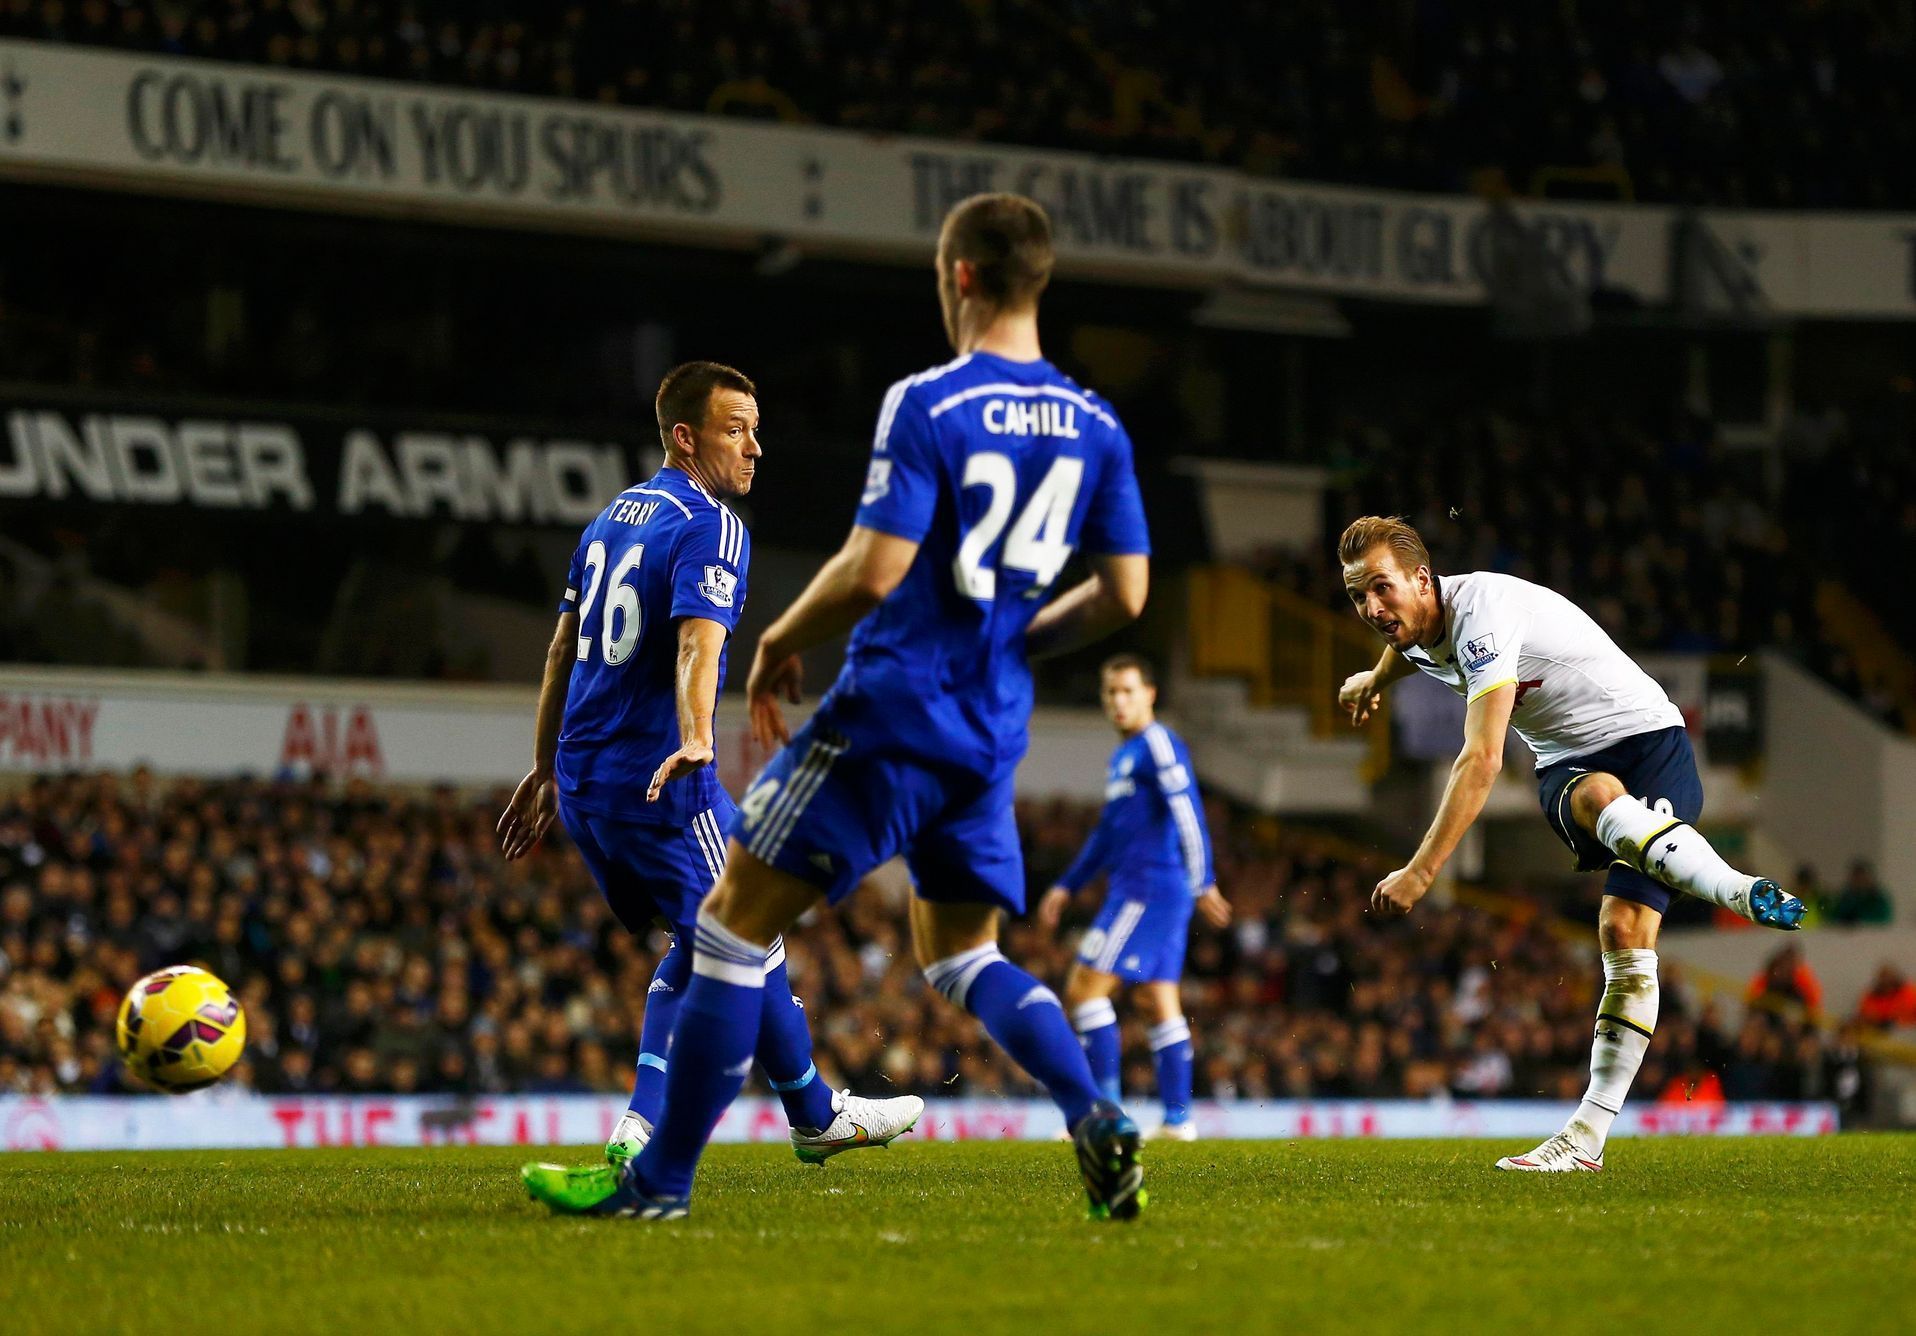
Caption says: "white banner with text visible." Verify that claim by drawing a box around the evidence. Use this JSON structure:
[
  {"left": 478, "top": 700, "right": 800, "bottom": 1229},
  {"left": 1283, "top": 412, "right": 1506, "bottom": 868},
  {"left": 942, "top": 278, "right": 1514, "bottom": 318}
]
[
  {"left": 0, "top": 667, "right": 1117, "bottom": 799},
  {"left": 4, "top": 40, "right": 1913, "bottom": 315}
]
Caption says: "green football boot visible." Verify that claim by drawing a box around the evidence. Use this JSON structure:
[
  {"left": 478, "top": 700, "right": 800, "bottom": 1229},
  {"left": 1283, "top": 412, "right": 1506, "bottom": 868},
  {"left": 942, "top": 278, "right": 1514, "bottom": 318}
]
[{"left": 521, "top": 1160, "right": 621, "bottom": 1214}]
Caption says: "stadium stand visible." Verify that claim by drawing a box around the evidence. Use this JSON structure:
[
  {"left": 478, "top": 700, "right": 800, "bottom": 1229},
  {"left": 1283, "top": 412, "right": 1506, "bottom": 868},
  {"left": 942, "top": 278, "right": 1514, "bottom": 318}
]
[
  {"left": 4, "top": 4, "right": 1916, "bottom": 1324},
  {"left": 0, "top": 0, "right": 1910, "bottom": 1130},
  {"left": 0, "top": 771, "right": 1871, "bottom": 1113},
  {"left": 4, "top": 0, "right": 1913, "bottom": 205}
]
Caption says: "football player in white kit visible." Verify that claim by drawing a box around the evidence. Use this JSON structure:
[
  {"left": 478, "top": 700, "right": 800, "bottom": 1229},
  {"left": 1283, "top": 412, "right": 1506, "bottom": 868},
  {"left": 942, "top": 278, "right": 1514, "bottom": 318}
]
[{"left": 1334, "top": 516, "right": 1804, "bottom": 1172}]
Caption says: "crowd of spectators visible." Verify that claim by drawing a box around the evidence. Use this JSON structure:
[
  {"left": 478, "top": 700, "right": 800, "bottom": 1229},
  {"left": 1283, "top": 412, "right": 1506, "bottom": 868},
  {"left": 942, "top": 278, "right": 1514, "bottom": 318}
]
[
  {"left": 0, "top": 770, "right": 1876, "bottom": 1119},
  {"left": 1857, "top": 963, "right": 1916, "bottom": 1029},
  {"left": 1789, "top": 861, "right": 1897, "bottom": 926},
  {"left": 1253, "top": 393, "right": 1916, "bottom": 731},
  {"left": 6, "top": 0, "right": 1914, "bottom": 207},
  {"left": 1305, "top": 405, "right": 1794, "bottom": 657}
]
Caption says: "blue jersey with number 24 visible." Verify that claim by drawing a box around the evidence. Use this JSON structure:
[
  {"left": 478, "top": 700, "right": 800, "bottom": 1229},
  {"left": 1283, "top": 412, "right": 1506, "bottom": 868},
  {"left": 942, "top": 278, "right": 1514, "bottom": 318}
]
[{"left": 820, "top": 351, "right": 1151, "bottom": 777}]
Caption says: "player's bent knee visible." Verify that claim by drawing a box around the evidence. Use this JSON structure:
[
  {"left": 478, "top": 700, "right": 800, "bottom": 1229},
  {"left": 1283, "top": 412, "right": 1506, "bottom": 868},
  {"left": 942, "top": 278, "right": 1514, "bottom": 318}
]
[
  {"left": 922, "top": 941, "right": 1008, "bottom": 1010},
  {"left": 1569, "top": 771, "right": 1628, "bottom": 831},
  {"left": 1135, "top": 982, "right": 1182, "bottom": 1024},
  {"left": 1062, "top": 962, "right": 1118, "bottom": 1009},
  {"left": 908, "top": 898, "right": 1000, "bottom": 968},
  {"left": 1598, "top": 896, "right": 1661, "bottom": 951},
  {"left": 699, "top": 841, "right": 824, "bottom": 947}
]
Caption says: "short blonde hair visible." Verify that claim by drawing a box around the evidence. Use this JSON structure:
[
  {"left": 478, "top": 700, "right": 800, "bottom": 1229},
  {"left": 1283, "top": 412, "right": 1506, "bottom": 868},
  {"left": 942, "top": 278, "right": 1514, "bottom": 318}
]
[
  {"left": 1337, "top": 515, "right": 1431, "bottom": 574},
  {"left": 940, "top": 193, "right": 1054, "bottom": 307}
]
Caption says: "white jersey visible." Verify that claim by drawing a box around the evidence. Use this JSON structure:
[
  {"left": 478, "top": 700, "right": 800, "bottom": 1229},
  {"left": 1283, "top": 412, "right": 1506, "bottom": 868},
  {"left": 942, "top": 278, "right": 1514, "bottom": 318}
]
[{"left": 1400, "top": 571, "right": 1684, "bottom": 768}]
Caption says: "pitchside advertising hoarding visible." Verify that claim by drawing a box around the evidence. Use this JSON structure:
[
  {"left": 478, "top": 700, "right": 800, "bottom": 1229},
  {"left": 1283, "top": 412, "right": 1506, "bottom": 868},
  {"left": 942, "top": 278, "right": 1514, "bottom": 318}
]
[
  {"left": 2, "top": 39, "right": 1914, "bottom": 315},
  {"left": 0, "top": 667, "right": 1118, "bottom": 798},
  {"left": 0, "top": 1094, "right": 1838, "bottom": 1152},
  {"left": 0, "top": 665, "right": 748, "bottom": 788}
]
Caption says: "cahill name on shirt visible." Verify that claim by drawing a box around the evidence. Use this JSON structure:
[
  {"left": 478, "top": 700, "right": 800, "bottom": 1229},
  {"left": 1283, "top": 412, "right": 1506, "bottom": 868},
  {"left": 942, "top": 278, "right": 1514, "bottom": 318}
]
[{"left": 981, "top": 399, "right": 1082, "bottom": 438}]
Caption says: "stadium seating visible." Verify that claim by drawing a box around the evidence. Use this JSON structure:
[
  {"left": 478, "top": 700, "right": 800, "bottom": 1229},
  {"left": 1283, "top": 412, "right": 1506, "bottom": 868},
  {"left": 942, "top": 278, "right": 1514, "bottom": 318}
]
[
  {"left": 0, "top": 771, "right": 1866, "bottom": 1112},
  {"left": 5, "top": 1, "right": 1913, "bottom": 205}
]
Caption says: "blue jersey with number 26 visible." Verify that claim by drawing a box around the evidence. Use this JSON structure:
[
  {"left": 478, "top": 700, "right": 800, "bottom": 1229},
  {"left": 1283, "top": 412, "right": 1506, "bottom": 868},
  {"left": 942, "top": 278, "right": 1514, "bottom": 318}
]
[
  {"left": 556, "top": 466, "right": 750, "bottom": 826},
  {"left": 820, "top": 351, "right": 1151, "bottom": 777}
]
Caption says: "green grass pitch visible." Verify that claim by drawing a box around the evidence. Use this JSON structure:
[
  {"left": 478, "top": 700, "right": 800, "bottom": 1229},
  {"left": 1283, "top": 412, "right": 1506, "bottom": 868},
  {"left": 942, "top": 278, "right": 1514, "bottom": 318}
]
[{"left": 2, "top": 1137, "right": 1911, "bottom": 1334}]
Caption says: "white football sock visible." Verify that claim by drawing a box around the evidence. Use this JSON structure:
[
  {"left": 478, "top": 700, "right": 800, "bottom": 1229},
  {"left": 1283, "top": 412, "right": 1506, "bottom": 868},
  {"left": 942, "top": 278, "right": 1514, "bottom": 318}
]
[
  {"left": 1569, "top": 948, "right": 1658, "bottom": 1148},
  {"left": 1593, "top": 796, "right": 1751, "bottom": 910},
  {"left": 1070, "top": 998, "right": 1119, "bottom": 1037}
]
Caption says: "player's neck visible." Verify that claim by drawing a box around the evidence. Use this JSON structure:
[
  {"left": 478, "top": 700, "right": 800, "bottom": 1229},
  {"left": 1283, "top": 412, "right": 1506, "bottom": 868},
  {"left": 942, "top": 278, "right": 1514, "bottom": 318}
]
[
  {"left": 957, "top": 305, "right": 1043, "bottom": 362},
  {"left": 664, "top": 458, "right": 719, "bottom": 500},
  {"left": 1415, "top": 587, "right": 1446, "bottom": 648},
  {"left": 1117, "top": 715, "right": 1154, "bottom": 739}
]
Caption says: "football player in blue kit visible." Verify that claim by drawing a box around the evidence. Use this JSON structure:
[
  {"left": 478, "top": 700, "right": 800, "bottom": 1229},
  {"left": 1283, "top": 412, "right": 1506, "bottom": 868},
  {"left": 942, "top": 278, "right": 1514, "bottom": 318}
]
[
  {"left": 500, "top": 361, "right": 922, "bottom": 1181},
  {"left": 523, "top": 193, "right": 1154, "bottom": 1222},
  {"left": 1035, "top": 654, "right": 1230, "bottom": 1141}
]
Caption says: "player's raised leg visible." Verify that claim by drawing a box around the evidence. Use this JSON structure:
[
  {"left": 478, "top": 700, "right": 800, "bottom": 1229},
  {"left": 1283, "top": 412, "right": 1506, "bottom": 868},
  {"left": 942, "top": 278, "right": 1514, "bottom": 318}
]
[
  {"left": 914, "top": 898, "right": 1144, "bottom": 1220},
  {"left": 1571, "top": 771, "right": 1804, "bottom": 929},
  {"left": 917, "top": 899, "right": 1104, "bottom": 1130},
  {"left": 1499, "top": 895, "right": 1661, "bottom": 1171},
  {"left": 1063, "top": 962, "right": 1123, "bottom": 1104}
]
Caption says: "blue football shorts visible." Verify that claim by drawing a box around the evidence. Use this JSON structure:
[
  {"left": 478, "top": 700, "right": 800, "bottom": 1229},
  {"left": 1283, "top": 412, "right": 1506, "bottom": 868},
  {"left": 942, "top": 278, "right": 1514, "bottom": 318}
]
[
  {"left": 1077, "top": 891, "right": 1193, "bottom": 983},
  {"left": 560, "top": 790, "right": 736, "bottom": 932},
  {"left": 728, "top": 715, "right": 1026, "bottom": 914},
  {"left": 1534, "top": 724, "right": 1702, "bottom": 914}
]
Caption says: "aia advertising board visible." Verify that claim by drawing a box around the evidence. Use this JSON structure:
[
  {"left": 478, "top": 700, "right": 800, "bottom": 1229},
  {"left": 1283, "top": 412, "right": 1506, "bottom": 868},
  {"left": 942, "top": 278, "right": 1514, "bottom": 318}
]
[{"left": 0, "top": 666, "right": 786, "bottom": 790}]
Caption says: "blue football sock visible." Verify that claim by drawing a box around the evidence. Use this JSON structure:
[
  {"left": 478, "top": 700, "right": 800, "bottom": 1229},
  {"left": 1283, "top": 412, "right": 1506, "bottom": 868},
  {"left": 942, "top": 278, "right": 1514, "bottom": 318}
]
[
  {"left": 926, "top": 944, "right": 1101, "bottom": 1129},
  {"left": 1149, "top": 1015, "right": 1194, "bottom": 1125},
  {"left": 1070, "top": 997, "right": 1123, "bottom": 1104},
  {"left": 755, "top": 939, "right": 836, "bottom": 1132},
  {"left": 630, "top": 908, "right": 767, "bottom": 1199},
  {"left": 627, "top": 933, "right": 691, "bottom": 1124}
]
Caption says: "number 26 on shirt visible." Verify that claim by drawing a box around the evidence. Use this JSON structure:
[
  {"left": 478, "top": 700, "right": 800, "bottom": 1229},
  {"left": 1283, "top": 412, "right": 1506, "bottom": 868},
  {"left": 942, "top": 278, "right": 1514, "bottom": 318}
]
[
  {"left": 574, "top": 539, "right": 646, "bottom": 665},
  {"left": 951, "top": 453, "right": 1083, "bottom": 600}
]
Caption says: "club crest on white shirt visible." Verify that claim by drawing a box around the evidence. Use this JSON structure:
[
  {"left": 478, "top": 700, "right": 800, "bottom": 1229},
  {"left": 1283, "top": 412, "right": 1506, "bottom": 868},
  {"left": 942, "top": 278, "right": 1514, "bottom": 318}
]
[{"left": 699, "top": 564, "right": 738, "bottom": 608}]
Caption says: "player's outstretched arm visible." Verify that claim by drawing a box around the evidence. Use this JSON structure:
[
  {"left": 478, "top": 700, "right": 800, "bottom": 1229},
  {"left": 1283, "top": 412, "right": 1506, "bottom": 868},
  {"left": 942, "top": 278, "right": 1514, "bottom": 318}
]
[
  {"left": 1339, "top": 645, "right": 1415, "bottom": 726},
  {"left": 1372, "top": 682, "right": 1515, "bottom": 915},
  {"left": 499, "top": 610, "right": 577, "bottom": 860},
  {"left": 747, "top": 525, "right": 919, "bottom": 745},
  {"left": 648, "top": 616, "right": 728, "bottom": 802},
  {"left": 1025, "top": 553, "right": 1149, "bottom": 660}
]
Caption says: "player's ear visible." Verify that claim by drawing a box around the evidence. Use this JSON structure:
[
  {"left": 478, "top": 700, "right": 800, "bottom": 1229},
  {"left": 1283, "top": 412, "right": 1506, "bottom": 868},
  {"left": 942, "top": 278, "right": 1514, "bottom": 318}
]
[{"left": 952, "top": 258, "right": 977, "bottom": 298}]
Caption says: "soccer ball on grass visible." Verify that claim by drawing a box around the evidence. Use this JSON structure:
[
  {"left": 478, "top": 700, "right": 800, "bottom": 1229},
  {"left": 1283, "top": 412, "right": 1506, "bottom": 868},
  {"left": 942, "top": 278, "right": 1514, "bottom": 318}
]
[{"left": 115, "top": 966, "right": 247, "bottom": 1093}]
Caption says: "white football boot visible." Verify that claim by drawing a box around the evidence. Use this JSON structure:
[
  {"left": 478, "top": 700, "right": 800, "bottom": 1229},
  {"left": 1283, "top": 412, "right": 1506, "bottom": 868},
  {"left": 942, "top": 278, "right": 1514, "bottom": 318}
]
[
  {"left": 1150, "top": 1120, "right": 1197, "bottom": 1142},
  {"left": 1495, "top": 1128, "right": 1604, "bottom": 1173},
  {"left": 791, "top": 1090, "right": 926, "bottom": 1164}
]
